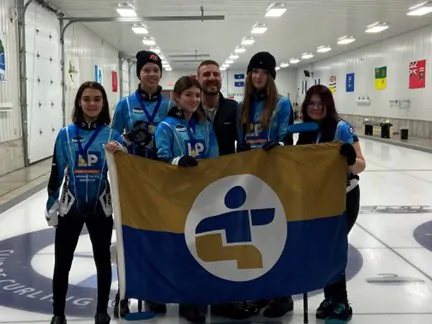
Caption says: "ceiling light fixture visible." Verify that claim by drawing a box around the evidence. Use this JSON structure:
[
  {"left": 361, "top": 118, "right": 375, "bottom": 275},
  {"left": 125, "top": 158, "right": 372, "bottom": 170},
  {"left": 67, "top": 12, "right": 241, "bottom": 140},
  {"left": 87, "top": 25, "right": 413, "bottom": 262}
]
[
  {"left": 251, "top": 23, "right": 268, "bottom": 34},
  {"left": 142, "top": 37, "right": 156, "bottom": 46},
  {"left": 337, "top": 35, "right": 356, "bottom": 45},
  {"left": 301, "top": 53, "right": 314, "bottom": 59},
  {"left": 265, "top": 3, "right": 287, "bottom": 17},
  {"left": 280, "top": 62, "right": 289, "bottom": 68},
  {"left": 275, "top": 67, "right": 281, "bottom": 71},
  {"left": 225, "top": 59, "right": 234, "bottom": 64},
  {"left": 220, "top": 67, "right": 227, "bottom": 71},
  {"left": 234, "top": 46, "right": 246, "bottom": 53},
  {"left": 165, "top": 67, "right": 172, "bottom": 71},
  {"left": 365, "top": 22, "right": 389, "bottom": 33},
  {"left": 289, "top": 58, "right": 300, "bottom": 64},
  {"left": 116, "top": 2, "right": 137, "bottom": 17},
  {"left": 241, "top": 37, "right": 255, "bottom": 45},
  {"left": 150, "top": 47, "right": 161, "bottom": 54},
  {"left": 317, "top": 45, "right": 332, "bottom": 53},
  {"left": 222, "top": 63, "right": 229, "bottom": 68},
  {"left": 229, "top": 53, "right": 239, "bottom": 59},
  {"left": 407, "top": 1, "right": 432, "bottom": 16},
  {"left": 132, "top": 23, "right": 148, "bottom": 34}
]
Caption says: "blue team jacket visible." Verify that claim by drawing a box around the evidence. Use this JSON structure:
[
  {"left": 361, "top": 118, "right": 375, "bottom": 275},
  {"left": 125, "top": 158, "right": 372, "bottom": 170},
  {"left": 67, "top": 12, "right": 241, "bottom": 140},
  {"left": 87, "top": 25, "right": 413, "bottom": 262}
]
[
  {"left": 112, "top": 86, "right": 174, "bottom": 157},
  {"left": 237, "top": 95, "right": 293, "bottom": 149},
  {"left": 155, "top": 107, "right": 219, "bottom": 163},
  {"left": 314, "top": 119, "right": 360, "bottom": 192},
  {"left": 46, "top": 121, "right": 123, "bottom": 217}
]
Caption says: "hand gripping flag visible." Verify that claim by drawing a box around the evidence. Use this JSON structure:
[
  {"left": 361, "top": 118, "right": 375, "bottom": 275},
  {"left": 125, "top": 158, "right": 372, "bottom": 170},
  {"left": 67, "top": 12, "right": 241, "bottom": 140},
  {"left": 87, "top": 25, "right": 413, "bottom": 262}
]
[{"left": 106, "top": 143, "right": 348, "bottom": 305}]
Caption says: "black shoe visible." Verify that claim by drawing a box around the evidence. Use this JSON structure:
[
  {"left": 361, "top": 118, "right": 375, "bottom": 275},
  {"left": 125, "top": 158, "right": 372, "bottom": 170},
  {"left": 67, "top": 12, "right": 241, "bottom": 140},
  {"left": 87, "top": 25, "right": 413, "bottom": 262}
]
[
  {"left": 325, "top": 302, "right": 352, "bottom": 324},
  {"left": 179, "top": 304, "right": 206, "bottom": 323},
  {"left": 263, "top": 296, "right": 294, "bottom": 318},
  {"left": 316, "top": 298, "right": 335, "bottom": 319},
  {"left": 211, "top": 300, "right": 267, "bottom": 320},
  {"left": 95, "top": 312, "right": 110, "bottom": 324},
  {"left": 146, "top": 301, "right": 167, "bottom": 314},
  {"left": 50, "top": 316, "right": 66, "bottom": 324},
  {"left": 112, "top": 292, "right": 129, "bottom": 318}
]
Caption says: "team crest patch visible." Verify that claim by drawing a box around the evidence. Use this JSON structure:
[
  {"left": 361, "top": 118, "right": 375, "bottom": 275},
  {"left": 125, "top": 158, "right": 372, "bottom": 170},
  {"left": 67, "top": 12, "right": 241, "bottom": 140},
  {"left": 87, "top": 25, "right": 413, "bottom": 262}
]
[{"left": 349, "top": 126, "right": 356, "bottom": 134}]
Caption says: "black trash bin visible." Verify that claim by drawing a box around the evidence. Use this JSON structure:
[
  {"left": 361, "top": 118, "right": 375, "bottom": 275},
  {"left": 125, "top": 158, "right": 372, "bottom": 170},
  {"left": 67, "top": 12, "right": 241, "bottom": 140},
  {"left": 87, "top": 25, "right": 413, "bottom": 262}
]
[
  {"left": 380, "top": 122, "right": 392, "bottom": 139},
  {"left": 364, "top": 122, "right": 373, "bottom": 136},
  {"left": 400, "top": 128, "right": 409, "bottom": 140}
]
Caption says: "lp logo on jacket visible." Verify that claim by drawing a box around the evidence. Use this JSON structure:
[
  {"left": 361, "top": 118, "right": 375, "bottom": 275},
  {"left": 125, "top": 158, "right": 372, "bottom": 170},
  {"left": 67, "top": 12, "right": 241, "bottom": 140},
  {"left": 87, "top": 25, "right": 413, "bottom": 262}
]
[
  {"left": 186, "top": 140, "right": 205, "bottom": 157},
  {"left": 185, "top": 174, "right": 287, "bottom": 282}
]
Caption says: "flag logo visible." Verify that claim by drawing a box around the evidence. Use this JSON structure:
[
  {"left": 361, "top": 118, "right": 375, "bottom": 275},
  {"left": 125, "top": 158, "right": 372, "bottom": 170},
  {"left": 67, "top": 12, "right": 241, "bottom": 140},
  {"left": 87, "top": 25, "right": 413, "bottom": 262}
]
[{"left": 185, "top": 174, "right": 287, "bottom": 282}]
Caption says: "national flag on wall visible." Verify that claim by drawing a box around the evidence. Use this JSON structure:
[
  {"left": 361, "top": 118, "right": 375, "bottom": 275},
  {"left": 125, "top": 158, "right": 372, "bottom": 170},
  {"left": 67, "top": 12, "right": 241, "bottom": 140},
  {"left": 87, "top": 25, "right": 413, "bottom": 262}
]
[
  {"left": 346, "top": 73, "right": 355, "bottom": 92},
  {"left": 329, "top": 76, "right": 336, "bottom": 93},
  {"left": 234, "top": 73, "right": 245, "bottom": 79},
  {"left": 0, "top": 32, "right": 6, "bottom": 82},
  {"left": 111, "top": 71, "right": 118, "bottom": 92},
  {"left": 409, "top": 60, "right": 426, "bottom": 89},
  {"left": 375, "top": 66, "right": 387, "bottom": 90},
  {"left": 107, "top": 144, "right": 348, "bottom": 305}
]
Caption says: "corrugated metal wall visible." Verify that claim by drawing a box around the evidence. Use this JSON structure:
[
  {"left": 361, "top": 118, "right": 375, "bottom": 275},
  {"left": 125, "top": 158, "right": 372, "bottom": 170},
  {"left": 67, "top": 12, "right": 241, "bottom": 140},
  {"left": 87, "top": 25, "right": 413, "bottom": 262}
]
[
  {"left": 26, "top": 2, "right": 63, "bottom": 163},
  {"left": 296, "top": 24, "right": 432, "bottom": 137},
  {"left": 0, "top": 0, "right": 122, "bottom": 176},
  {"left": 0, "top": 0, "right": 21, "bottom": 142},
  {"left": 0, "top": 0, "right": 24, "bottom": 175}
]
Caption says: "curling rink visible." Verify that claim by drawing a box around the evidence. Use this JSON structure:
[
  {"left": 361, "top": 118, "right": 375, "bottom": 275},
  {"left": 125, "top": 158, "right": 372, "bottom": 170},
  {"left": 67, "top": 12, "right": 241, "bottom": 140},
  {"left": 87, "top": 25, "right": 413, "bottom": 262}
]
[{"left": 1, "top": 137, "right": 432, "bottom": 324}]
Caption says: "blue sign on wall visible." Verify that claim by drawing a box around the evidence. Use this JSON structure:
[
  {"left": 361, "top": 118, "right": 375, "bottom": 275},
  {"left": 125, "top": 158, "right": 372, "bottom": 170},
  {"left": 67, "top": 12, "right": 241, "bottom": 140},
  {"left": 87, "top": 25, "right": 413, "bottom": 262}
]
[
  {"left": 234, "top": 73, "right": 245, "bottom": 79},
  {"left": 346, "top": 73, "right": 355, "bottom": 92},
  {"left": 94, "top": 65, "right": 103, "bottom": 84},
  {"left": 234, "top": 81, "right": 245, "bottom": 87}
]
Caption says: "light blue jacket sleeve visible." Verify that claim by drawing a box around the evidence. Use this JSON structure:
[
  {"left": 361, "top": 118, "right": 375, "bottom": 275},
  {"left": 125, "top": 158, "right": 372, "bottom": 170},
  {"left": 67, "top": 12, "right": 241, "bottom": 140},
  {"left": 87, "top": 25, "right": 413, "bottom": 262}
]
[
  {"left": 155, "top": 122, "right": 174, "bottom": 162},
  {"left": 46, "top": 129, "right": 67, "bottom": 211},
  {"left": 337, "top": 121, "right": 358, "bottom": 144},
  {"left": 109, "top": 128, "right": 125, "bottom": 145},
  {"left": 112, "top": 98, "right": 127, "bottom": 134},
  {"left": 276, "top": 97, "right": 293, "bottom": 142},
  {"left": 205, "top": 124, "right": 219, "bottom": 158}
]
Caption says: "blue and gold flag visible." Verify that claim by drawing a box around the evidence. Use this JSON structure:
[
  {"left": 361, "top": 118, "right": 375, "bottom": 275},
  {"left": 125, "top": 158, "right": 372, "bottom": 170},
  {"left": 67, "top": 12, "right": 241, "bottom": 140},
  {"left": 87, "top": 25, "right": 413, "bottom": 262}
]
[{"left": 107, "top": 143, "right": 348, "bottom": 305}]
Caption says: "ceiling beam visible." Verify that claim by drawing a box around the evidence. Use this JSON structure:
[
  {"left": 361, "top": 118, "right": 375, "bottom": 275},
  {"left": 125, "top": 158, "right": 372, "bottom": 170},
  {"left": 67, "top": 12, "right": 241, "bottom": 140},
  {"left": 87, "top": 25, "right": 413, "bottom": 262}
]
[{"left": 62, "top": 16, "right": 225, "bottom": 23}]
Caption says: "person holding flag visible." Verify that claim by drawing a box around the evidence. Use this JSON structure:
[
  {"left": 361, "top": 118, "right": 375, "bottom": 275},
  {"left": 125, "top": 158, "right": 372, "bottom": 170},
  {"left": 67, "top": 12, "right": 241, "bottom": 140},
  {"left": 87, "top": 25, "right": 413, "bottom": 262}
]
[{"left": 111, "top": 50, "right": 174, "bottom": 318}]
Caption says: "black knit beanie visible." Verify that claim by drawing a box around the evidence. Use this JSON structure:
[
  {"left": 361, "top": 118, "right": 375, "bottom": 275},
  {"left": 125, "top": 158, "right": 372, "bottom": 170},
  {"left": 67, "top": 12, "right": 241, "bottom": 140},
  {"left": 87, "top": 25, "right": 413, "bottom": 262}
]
[
  {"left": 136, "top": 50, "right": 163, "bottom": 78},
  {"left": 247, "top": 51, "right": 277, "bottom": 79}
]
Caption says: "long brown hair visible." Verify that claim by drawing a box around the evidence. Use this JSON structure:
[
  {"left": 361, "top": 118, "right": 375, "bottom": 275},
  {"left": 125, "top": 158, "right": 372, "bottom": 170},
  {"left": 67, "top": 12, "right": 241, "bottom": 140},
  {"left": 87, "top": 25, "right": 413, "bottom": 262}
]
[
  {"left": 240, "top": 72, "right": 278, "bottom": 132},
  {"left": 173, "top": 76, "right": 206, "bottom": 122},
  {"left": 72, "top": 81, "right": 111, "bottom": 125}
]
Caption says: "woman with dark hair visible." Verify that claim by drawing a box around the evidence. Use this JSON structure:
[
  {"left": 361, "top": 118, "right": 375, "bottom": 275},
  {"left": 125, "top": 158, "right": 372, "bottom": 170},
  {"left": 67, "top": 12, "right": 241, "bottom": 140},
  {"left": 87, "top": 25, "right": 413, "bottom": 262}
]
[
  {"left": 297, "top": 84, "right": 366, "bottom": 324},
  {"left": 155, "top": 75, "right": 218, "bottom": 167},
  {"left": 212, "top": 52, "right": 295, "bottom": 321},
  {"left": 154, "top": 76, "right": 218, "bottom": 323},
  {"left": 45, "top": 81, "right": 126, "bottom": 324},
  {"left": 111, "top": 50, "right": 174, "bottom": 317}
]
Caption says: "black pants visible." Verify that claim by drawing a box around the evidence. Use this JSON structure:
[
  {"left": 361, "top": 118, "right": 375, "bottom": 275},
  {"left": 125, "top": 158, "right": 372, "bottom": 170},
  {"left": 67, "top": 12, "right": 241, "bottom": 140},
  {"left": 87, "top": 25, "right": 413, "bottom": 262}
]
[
  {"left": 323, "top": 185, "right": 360, "bottom": 302},
  {"left": 52, "top": 213, "right": 113, "bottom": 317}
]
